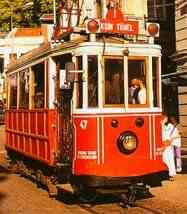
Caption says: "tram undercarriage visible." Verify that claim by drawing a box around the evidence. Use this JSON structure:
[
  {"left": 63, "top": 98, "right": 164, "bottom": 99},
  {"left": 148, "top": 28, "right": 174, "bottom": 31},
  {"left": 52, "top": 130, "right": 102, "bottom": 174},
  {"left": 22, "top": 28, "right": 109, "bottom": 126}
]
[{"left": 6, "top": 146, "right": 167, "bottom": 206}]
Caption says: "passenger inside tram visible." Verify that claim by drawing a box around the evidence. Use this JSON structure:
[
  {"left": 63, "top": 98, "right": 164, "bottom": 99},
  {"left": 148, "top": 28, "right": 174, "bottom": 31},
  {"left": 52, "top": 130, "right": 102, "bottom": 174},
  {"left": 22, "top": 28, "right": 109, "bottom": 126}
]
[
  {"left": 128, "top": 59, "right": 147, "bottom": 105},
  {"left": 128, "top": 78, "right": 147, "bottom": 105}
]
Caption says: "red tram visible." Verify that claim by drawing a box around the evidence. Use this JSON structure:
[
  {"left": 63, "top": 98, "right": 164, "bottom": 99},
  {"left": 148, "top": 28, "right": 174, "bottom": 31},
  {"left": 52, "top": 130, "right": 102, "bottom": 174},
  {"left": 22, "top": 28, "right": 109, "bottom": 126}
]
[{"left": 5, "top": 3, "right": 167, "bottom": 204}]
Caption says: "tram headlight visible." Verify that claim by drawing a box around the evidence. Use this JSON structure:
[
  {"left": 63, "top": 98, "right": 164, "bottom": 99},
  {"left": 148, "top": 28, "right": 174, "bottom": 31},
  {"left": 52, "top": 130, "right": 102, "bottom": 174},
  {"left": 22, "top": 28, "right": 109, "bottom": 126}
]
[{"left": 117, "top": 131, "right": 138, "bottom": 154}]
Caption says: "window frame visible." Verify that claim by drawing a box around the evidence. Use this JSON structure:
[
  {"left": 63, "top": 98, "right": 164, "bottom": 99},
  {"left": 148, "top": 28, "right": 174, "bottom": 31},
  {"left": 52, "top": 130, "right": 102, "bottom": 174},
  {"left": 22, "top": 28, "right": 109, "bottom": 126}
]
[
  {"left": 127, "top": 56, "right": 150, "bottom": 108},
  {"left": 103, "top": 55, "right": 125, "bottom": 108}
]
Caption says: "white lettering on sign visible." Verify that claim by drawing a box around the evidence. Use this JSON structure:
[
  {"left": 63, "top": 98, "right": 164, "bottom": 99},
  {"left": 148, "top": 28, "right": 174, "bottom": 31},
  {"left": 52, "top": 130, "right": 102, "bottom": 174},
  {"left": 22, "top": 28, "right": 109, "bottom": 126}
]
[
  {"left": 116, "top": 23, "right": 133, "bottom": 32},
  {"left": 77, "top": 151, "right": 97, "bottom": 160},
  {"left": 80, "top": 120, "right": 88, "bottom": 130}
]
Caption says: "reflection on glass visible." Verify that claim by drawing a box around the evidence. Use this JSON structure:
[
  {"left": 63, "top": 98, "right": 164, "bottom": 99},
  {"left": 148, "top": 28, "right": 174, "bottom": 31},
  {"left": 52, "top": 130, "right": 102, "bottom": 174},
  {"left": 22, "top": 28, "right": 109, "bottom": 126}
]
[
  {"left": 19, "top": 70, "right": 29, "bottom": 109},
  {"left": 105, "top": 58, "right": 124, "bottom": 105},
  {"left": 88, "top": 56, "right": 98, "bottom": 107},
  {"left": 152, "top": 57, "right": 159, "bottom": 107},
  {"left": 77, "top": 56, "right": 83, "bottom": 108},
  {"left": 9, "top": 74, "right": 18, "bottom": 108},
  {"left": 32, "top": 63, "right": 45, "bottom": 109}
]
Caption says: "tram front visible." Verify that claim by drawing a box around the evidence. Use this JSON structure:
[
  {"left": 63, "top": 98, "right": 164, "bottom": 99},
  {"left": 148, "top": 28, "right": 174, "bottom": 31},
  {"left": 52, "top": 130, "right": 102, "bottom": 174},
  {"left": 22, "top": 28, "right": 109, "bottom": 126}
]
[{"left": 71, "top": 41, "right": 167, "bottom": 192}]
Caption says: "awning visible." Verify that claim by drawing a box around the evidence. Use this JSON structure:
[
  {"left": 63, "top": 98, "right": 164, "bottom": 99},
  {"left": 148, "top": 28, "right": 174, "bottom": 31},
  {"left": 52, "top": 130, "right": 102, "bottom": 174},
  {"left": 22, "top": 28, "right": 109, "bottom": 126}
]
[{"left": 162, "top": 69, "right": 187, "bottom": 86}]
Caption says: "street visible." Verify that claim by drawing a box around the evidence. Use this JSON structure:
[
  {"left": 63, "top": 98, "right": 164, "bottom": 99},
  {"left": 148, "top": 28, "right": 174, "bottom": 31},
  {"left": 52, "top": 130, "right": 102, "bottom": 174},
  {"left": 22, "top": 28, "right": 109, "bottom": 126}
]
[{"left": 1, "top": 125, "right": 187, "bottom": 214}]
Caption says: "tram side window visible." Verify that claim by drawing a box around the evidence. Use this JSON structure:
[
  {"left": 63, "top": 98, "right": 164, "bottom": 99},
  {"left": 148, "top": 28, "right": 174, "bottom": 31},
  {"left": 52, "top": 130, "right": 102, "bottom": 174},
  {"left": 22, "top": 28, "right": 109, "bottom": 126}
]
[
  {"left": 152, "top": 57, "right": 159, "bottom": 107},
  {"left": 9, "top": 74, "right": 18, "bottom": 108},
  {"left": 76, "top": 56, "right": 83, "bottom": 108},
  {"left": 105, "top": 58, "right": 124, "bottom": 105},
  {"left": 32, "top": 63, "right": 45, "bottom": 109},
  {"left": 88, "top": 56, "right": 98, "bottom": 107},
  {"left": 128, "top": 59, "right": 147, "bottom": 105},
  {"left": 19, "top": 70, "right": 29, "bottom": 109}
]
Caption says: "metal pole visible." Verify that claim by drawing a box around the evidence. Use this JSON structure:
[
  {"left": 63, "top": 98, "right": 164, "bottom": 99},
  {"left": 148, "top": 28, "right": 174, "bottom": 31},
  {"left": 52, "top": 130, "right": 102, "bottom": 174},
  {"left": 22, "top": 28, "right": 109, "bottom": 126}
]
[{"left": 53, "top": 0, "right": 56, "bottom": 25}]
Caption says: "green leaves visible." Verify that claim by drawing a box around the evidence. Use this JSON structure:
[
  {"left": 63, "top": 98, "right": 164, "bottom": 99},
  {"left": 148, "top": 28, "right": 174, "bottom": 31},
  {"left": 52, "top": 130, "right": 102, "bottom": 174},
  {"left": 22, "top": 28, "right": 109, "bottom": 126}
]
[{"left": 0, "top": 0, "right": 62, "bottom": 31}]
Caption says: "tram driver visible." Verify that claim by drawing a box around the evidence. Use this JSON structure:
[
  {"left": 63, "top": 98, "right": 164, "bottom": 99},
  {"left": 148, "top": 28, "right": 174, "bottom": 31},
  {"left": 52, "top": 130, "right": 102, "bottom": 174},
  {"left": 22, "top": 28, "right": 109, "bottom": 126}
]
[{"left": 129, "top": 78, "right": 146, "bottom": 105}]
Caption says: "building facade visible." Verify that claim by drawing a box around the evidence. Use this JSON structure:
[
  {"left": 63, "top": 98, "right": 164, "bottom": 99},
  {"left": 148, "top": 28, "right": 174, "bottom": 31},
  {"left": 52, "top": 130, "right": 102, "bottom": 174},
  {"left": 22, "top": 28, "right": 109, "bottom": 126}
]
[
  {"left": 0, "top": 25, "right": 53, "bottom": 105},
  {"left": 175, "top": 0, "right": 187, "bottom": 148}
]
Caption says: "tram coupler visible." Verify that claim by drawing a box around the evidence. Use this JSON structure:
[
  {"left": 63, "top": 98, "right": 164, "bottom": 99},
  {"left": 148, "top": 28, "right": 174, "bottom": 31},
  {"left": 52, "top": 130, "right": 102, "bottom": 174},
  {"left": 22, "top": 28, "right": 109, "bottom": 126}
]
[{"left": 120, "top": 184, "right": 149, "bottom": 208}]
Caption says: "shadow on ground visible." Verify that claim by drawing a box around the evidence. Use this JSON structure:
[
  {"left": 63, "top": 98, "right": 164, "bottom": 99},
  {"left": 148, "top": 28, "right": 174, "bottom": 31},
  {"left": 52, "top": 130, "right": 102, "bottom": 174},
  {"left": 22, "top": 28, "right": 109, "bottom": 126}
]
[
  {"left": 56, "top": 188, "right": 154, "bottom": 206},
  {"left": 180, "top": 156, "right": 187, "bottom": 174},
  {"left": 0, "top": 165, "right": 9, "bottom": 204}
]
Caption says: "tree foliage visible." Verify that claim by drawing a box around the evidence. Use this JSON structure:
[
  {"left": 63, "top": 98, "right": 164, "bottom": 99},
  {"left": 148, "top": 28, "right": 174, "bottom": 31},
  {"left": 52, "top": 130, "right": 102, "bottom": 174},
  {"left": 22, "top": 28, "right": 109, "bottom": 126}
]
[{"left": 0, "top": 0, "right": 63, "bottom": 31}]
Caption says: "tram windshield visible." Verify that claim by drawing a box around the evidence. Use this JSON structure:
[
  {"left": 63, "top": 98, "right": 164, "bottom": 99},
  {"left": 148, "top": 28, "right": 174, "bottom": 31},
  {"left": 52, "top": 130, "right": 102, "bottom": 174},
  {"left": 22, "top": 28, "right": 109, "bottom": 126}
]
[
  {"left": 104, "top": 58, "right": 124, "bottom": 105},
  {"left": 74, "top": 55, "right": 160, "bottom": 110}
]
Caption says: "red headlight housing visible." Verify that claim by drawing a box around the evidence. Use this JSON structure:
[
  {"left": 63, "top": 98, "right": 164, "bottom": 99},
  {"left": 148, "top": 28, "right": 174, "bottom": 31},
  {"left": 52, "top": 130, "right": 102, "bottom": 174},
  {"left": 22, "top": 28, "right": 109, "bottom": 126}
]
[{"left": 87, "top": 19, "right": 99, "bottom": 33}]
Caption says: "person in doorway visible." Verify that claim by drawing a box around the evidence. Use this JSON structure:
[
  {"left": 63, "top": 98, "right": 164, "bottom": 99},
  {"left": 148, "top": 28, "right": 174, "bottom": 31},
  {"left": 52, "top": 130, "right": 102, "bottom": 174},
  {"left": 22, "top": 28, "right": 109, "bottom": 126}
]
[
  {"left": 170, "top": 116, "right": 182, "bottom": 173},
  {"left": 161, "top": 113, "right": 176, "bottom": 180}
]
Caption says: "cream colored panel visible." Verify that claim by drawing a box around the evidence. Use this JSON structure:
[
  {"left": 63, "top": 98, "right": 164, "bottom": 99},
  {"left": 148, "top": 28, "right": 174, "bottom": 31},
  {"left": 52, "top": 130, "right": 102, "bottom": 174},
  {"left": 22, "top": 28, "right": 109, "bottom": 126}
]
[
  {"left": 179, "top": 104, "right": 187, "bottom": 115},
  {"left": 179, "top": 87, "right": 187, "bottom": 94},
  {"left": 181, "top": 137, "right": 187, "bottom": 148},
  {"left": 179, "top": 94, "right": 187, "bottom": 104},
  {"left": 179, "top": 116, "right": 187, "bottom": 127}
]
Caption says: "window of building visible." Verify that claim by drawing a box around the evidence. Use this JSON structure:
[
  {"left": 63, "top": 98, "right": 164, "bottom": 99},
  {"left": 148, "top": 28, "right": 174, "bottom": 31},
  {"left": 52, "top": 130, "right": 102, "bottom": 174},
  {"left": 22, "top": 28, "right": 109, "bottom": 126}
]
[
  {"left": 147, "top": 0, "right": 169, "bottom": 20},
  {"left": 128, "top": 58, "right": 147, "bottom": 106},
  {"left": 88, "top": 55, "right": 98, "bottom": 107},
  {"left": 9, "top": 74, "right": 18, "bottom": 108},
  {"left": 19, "top": 69, "right": 29, "bottom": 109},
  {"left": 104, "top": 58, "right": 124, "bottom": 105}
]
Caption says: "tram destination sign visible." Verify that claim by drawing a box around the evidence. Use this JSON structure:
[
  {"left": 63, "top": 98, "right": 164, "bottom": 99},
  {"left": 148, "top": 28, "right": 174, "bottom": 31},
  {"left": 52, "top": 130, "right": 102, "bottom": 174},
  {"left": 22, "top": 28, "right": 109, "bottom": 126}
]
[{"left": 99, "top": 19, "right": 139, "bottom": 35}]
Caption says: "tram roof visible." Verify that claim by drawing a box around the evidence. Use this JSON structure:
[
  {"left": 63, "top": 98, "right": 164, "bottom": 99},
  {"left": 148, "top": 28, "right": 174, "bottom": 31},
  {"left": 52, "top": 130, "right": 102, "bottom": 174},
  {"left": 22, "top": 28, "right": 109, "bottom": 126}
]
[
  {"left": 6, "top": 38, "right": 86, "bottom": 73},
  {"left": 6, "top": 36, "right": 161, "bottom": 73}
]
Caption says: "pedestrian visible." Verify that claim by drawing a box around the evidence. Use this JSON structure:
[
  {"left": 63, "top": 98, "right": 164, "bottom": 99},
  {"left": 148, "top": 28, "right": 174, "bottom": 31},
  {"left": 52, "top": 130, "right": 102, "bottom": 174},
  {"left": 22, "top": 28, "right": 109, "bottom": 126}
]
[
  {"left": 161, "top": 113, "right": 176, "bottom": 180},
  {"left": 170, "top": 116, "right": 182, "bottom": 173}
]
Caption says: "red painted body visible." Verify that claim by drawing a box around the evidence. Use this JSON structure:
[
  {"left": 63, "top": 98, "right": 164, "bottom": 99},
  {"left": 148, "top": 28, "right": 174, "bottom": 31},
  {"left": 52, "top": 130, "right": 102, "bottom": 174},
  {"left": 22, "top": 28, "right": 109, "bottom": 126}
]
[
  {"left": 5, "top": 109, "right": 59, "bottom": 166},
  {"left": 5, "top": 109, "right": 166, "bottom": 180},
  {"left": 73, "top": 113, "right": 166, "bottom": 177}
]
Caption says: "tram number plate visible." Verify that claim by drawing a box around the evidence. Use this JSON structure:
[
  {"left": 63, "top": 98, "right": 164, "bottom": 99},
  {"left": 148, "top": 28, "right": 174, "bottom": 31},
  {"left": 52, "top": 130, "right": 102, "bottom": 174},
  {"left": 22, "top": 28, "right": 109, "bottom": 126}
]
[{"left": 77, "top": 151, "right": 97, "bottom": 160}]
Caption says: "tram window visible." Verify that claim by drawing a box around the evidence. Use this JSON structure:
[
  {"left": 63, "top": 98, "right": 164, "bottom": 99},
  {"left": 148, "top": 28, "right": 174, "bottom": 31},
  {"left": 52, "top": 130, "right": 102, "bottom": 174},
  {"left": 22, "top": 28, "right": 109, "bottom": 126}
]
[
  {"left": 128, "top": 59, "right": 147, "bottom": 105},
  {"left": 104, "top": 58, "right": 124, "bottom": 105},
  {"left": 19, "top": 70, "right": 29, "bottom": 109},
  {"left": 9, "top": 74, "right": 18, "bottom": 108},
  {"left": 88, "top": 56, "right": 98, "bottom": 107},
  {"left": 77, "top": 56, "right": 83, "bottom": 108},
  {"left": 32, "top": 63, "right": 45, "bottom": 109},
  {"left": 152, "top": 57, "right": 159, "bottom": 107}
]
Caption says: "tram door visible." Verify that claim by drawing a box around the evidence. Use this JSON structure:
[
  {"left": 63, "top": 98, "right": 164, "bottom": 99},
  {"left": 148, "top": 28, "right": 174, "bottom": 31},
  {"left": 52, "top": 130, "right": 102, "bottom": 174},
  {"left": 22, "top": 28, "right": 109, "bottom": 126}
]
[{"left": 55, "top": 54, "right": 75, "bottom": 164}]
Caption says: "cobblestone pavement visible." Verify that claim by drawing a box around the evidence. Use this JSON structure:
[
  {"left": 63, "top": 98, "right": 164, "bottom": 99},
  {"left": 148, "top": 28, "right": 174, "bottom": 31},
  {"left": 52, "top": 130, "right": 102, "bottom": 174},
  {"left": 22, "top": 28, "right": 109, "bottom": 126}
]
[{"left": 1, "top": 125, "right": 187, "bottom": 214}]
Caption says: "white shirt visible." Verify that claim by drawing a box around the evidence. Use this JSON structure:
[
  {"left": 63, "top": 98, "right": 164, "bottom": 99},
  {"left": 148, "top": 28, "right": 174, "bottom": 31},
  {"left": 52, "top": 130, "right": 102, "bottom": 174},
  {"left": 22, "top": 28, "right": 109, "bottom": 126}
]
[{"left": 138, "top": 88, "right": 146, "bottom": 104}]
